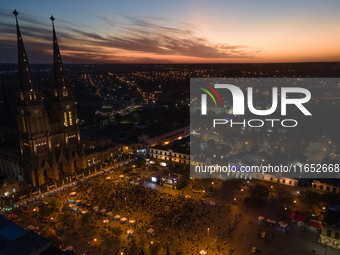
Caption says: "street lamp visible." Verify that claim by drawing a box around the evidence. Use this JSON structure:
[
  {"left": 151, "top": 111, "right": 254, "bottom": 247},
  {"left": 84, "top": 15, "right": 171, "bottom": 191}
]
[{"left": 207, "top": 228, "right": 210, "bottom": 255}]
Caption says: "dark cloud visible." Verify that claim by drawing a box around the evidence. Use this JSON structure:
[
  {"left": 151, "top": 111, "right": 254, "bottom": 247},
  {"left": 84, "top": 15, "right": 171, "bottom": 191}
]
[{"left": 0, "top": 10, "right": 261, "bottom": 63}]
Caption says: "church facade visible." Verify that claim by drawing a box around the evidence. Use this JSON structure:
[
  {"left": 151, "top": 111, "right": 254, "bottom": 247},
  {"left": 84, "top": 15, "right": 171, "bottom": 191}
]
[{"left": 0, "top": 11, "right": 86, "bottom": 187}]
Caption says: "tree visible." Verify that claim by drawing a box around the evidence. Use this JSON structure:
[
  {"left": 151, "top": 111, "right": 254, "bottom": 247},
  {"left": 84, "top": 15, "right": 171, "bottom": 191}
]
[
  {"left": 81, "top": 213, "right": 92, "bottom": 223},
  {"left": 49, "top": 198, "right": 59, "bottom": 210},
  {"left": 250, "top": 185, "right": 269, "bottom": 198},
  {"left": 300, "top": 190, "right": 323, "bottom": 209},
  {"left": 103, "top": 235, "right": 120, "bottom": 253},
  {"left": 61, "top": 203, "right": 69, "bottom": 214},
  {"left": 108, "top": 226, "right": 122, "bottom": 238},
  {"left": 39, "top": 206, "right": 52, "bottom": 219},
  {"left": 149, "top": 243, "right": 161, "bottom": 255},
  {"left": 323, "top": 192, "right": 340, "bottom": 204}
]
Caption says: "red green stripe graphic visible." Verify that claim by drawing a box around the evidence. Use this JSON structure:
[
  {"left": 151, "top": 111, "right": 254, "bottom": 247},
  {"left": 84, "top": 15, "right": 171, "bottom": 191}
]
[
  {"left": 197, "top": 82, "right": 223, "bottom": 106},
  {"left": 198, "top": 87, "right": 217, "bottom": 106}
]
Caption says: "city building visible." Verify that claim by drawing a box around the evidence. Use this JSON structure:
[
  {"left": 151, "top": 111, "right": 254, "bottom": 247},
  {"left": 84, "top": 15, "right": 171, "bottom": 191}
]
[
  {"left": 320, "top": 203, "right": 340, "bottom": 249},
  {"left": 80, "top": 133, "right": 119, "bottom": 166},
  {"left": 0, "top": 215, "right": 69, "bottom": 255},
  {"left": 136, "top": 125, "right": 190, "bottom": 152},
  {"left": 0, "top": 176, "right": 19, "bottom": 197},
  {"left": 150, "top": 145, "right": 190, "bottom": 165},
  {"left": 312, "top": 180, "right": 340, "bottom": 194},
  {"left": 0, "top": 12, "right": 86, "bottom": 186}
]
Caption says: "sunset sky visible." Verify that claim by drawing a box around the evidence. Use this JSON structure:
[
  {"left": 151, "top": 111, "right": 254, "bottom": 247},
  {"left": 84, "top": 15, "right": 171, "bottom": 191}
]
[{"left": 1, "top": 0, "right": 340, "bottom": 64}]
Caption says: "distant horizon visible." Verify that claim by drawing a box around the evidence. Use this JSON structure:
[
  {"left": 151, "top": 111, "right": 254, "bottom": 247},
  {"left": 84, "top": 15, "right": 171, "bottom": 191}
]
[
  {"left": 1, "top": 61, "right": 340, "bottom": 66},
  {"left": 1, "top": 1, "right": 340, "bottom": 64}
]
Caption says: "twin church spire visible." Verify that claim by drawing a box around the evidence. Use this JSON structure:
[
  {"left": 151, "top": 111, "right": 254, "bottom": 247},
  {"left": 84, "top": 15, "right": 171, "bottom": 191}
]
[
  {"left": 13, "top": 10, "right": 38, "bottom": 102},
  {"left": 13, "top": 10, "right": 70, "bottom": 103},
  {"left": 51, "top": 15, "right": 71, "bottom": 100}
]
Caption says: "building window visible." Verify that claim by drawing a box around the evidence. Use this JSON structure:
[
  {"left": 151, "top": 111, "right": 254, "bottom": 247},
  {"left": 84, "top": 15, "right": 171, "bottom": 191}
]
[
  {"left": 68, "top": 111, "right": 72, "bottom": 126},
  {"left": 326, "top": 186, "right": 330, "bottom": 192},
  {"left": 320, "top": 185, "right": 324, "bottom": 190},
  {"left": 335, "top": 232, "right": 340, "bottom": 240},
  {"left": 33, "top": 92, "right": 36, "bottom": 100},
  {"left": 64, "top": 112, "right": 68, "bottom": 126},
  {"left": 29, "top": 94, "right": 32, "bottom": 100},
  {"left": 289, "top": 181, "right": 292, "bottom": 185},
  {"left": 31, "top": 118, "right": 36, "bottom": 133},
  {"left": 22, "top": 117, "right": 26, "bottom": 132},
  {"left": 282, "top": 179, "right": 286, "bottom": 183},
  {"left": 327, "top": 230, "right": 332, "bottom": 237},
  {"left": 333, "top": 187, "right": 337, "bottom": 193},
  {"left": 54, "top": 90, "right": 58, "bottom": 97},
  {"left": 20, "top": 92, "right": 24, "bottom": 100}
]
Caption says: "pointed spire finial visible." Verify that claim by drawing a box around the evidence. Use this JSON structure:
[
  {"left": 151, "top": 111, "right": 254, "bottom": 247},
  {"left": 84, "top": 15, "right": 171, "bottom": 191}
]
[
  {"left": 12, "top": 9, "right": 19, "bottom": 17},
  {"left": 51, "top": 15, "right": 71, "bottom": 99},
  {"left": 13, "top": 9, "right": 39, "bottom": 100}
]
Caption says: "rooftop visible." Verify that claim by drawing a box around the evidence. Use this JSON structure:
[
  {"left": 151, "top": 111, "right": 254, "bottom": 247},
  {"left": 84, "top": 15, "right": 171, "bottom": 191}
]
[
  {"left": 80, "top": 132, "right": 110, "bottom": 142},
  {"left": 151, "top": 145, "right": 190, "bottom": 155},
  {"left": 0, "top": 216, "right": 65, "bottom": 255},
  {"left": 323, "top": 203, "right": 340, "bottom": 229}
]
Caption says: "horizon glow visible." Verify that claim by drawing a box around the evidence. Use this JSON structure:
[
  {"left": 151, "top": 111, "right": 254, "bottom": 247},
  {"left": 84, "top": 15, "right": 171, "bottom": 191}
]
[{"left": 1, "top": 0, "right": 340, "bottom": 64}]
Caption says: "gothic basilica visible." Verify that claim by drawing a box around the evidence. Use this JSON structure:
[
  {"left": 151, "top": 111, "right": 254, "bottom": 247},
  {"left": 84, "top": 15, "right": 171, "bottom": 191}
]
[{"left": 0, "top": 11, "right": 86, "bottom": 186}]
